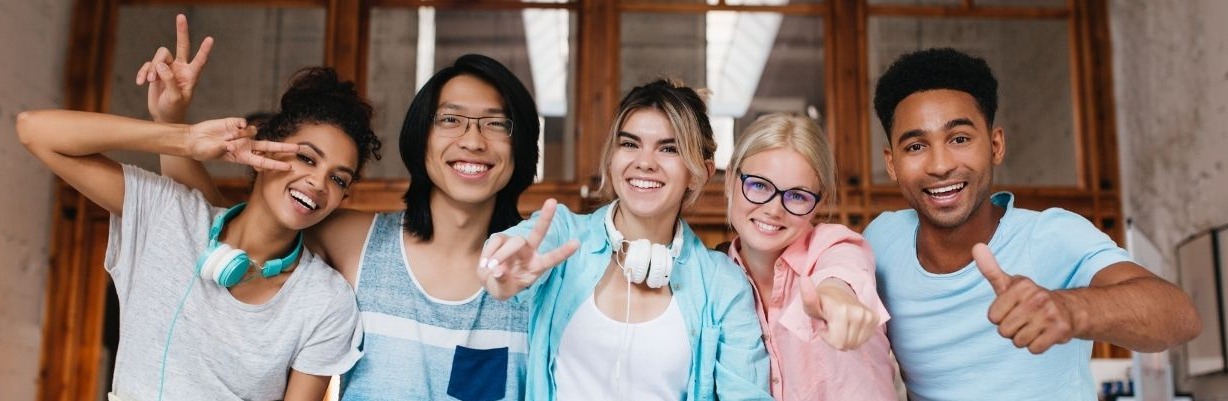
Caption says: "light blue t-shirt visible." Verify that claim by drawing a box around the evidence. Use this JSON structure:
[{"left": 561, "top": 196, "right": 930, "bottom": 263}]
[{"left": 864, "top": 192, "right": 1132, "bottom": 401}]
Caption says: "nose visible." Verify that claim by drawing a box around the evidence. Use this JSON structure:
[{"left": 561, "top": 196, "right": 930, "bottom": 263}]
[
  {"left": 633, "top": 148, "right": 657, "bottom": 171},
  {"left": 925, "top": 144, "right": 956, "bottom": 178},
  {"left": 456, "top": 121, "right": 488, "bottom": 152},
  {"left": 758, "top": 192, "right": 786, "bottom": 217}
]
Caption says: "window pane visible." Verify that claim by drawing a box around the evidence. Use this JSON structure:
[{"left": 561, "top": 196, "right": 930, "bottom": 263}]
[
  {"left": 108, "top": 6, "right": 325, "bottom": 177},
  {"left": 974, "top": 0, "right": 1067, "bottom": 7},
  {"left": 621, "top": 12, "right": 826, "bottom": 171},
  {"left": 366, "top": 7, "right": 578, "bottom": 181},
  {"left": 627, "top": 0, "right": 824, "bottom": 5},
  {"left": 867, "top": 16, "right": 1077, "bottom": 187},
  {"left": 868, "top": 0, "right": 961, "bottom": 6}
]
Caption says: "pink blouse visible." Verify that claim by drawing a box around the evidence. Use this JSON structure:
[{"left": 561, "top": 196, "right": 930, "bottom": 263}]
[{"left": 728, "top": 223, "right": 897, "bottom": 401}]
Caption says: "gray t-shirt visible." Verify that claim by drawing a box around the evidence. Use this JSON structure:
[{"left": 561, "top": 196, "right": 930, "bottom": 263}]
[{"left": 105, "top": 165, "right": 362, "bottom": 401}]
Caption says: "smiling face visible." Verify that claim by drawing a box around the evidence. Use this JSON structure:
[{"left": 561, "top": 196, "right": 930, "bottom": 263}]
[
  {"left": 252, "top": 123, "right": 359, "bottom": 230},
  {"left": 608, "top": 109, "right": 694, "bottom": 221},
  {"left": 424, "top": 74, "right": 514, "bottom": 207},
  {"left": 728, "top": 147, "right": 823, "bottom": 257},
  {"left": 884, "top": 89, "right": 1004, "bottom": 229}
]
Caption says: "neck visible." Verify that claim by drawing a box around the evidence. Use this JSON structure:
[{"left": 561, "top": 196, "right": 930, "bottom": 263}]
[
  {"left": 735, "top": 239, "right": 782, "bottom": 283},
  {"left": 612, "top": 203, "right": 679, "bottom": 245},
  {"left": 916, "top": 200, "right": 1005, "bottom": 274},
  {"left": 420, "top": 189, "right": 497, "bottom": 254},
  {"left": 219, "top": 202, "right": 299, "bottom": 265}
]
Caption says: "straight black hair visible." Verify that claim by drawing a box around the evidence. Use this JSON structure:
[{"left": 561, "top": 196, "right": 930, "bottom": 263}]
[{"left": 398, "top": 54, "right": 541, "bottom": 240}]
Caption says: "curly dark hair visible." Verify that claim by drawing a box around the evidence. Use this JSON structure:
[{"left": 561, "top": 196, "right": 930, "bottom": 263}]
[
  {"left": 873, "top": 48, "right": 998, "bottom": 139},
  {"left": 398, "top": 54, "right": 540, "bottom": 241},
  {"left": 256, "top": 67, "right": 382, "bottom": 179}
]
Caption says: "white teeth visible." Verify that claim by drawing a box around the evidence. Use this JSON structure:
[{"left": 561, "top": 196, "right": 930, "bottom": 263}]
[
  {"left": 926, "top": 183, "right": 965, "bottom": 195},
  {"left": 754, "top": 221, "right": 782, "bottom": 232},
  {"left": 290, "top": 190, "right": 318, "bottom": 210},
  {"left": 628, "top": 178, "right": 663, "bottom": 189},
  {"left": 452, "top": 162, "right": 490, "bottom": 175}
]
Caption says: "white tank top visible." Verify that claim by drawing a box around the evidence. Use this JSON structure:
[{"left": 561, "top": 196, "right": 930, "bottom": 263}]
[{"left": 555, "top": 292, "right": 692, "bottom": 401}]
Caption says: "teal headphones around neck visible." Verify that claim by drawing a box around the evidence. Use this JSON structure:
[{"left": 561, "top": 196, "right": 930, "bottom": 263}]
[{"left": 195, "top": 202, "right": 304, "bottom": 287}]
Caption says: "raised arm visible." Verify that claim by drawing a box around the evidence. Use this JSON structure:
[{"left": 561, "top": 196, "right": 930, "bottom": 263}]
[
  {"left": 16, "top": 111, "right": 243, "bottom": 214},
  {"left": 974, "top": 244, "right": 1200, "bottom": 353},
  {"left": 137, "top": 14, "right": 230, "bottom": 206}
]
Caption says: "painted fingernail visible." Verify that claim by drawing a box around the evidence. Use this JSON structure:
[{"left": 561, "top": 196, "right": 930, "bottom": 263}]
[
  {"left": 478, "top": 258, "right": 488, "bottom": 269},
  {"left": 487, "top": 259, "right": 500, "bottom": 270}
]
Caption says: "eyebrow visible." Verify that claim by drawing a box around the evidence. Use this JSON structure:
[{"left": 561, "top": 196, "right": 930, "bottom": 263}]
[
  {"left": 300, "top": 142, "right": 357, "bottom": 177},
  {"left": 439, "top": 102, "right": 505, "bottom": 115},
  {"left": 617, "top": 132, "right": 676, "bottom": 146},
  {"left": 894, "top": 117, "right": 978, "bottom": 146}
]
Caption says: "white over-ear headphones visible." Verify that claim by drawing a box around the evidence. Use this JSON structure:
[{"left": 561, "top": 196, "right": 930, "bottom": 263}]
[{"left": 604, "top": 201, "right": 684, "bottom": 289}]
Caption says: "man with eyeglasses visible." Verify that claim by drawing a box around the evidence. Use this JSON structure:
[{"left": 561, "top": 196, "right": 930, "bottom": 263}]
[{"left": 864, "top": 48, "right": 1199, "bottom": 401}]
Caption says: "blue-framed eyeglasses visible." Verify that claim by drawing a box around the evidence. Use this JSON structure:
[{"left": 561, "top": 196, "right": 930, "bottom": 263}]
[{"left": 738, "top": 170, "right": 821, "bottom": 216}]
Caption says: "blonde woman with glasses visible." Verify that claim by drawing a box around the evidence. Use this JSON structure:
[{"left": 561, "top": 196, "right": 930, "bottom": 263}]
[{"left": 723, "top": 113, "right": 895, "bottom": 400}]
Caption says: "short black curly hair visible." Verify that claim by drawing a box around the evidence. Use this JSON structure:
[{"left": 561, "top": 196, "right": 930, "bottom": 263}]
[
  {"left": 873, "top": 48, "right": 998, "bottom": 139},
  {"left": 257, "top": 67, "right": 382, "bottom": 179}
]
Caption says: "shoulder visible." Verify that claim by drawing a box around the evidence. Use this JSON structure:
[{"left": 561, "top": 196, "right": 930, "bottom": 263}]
[
  {"left": 864, "top": 209, "right": 917, "bottom": 242},
  {"left": 297, "top": 252, "right": 359, "bottom": 307},
  {"left": 808, "top": 223, "right": 866, "bottom": 246}
]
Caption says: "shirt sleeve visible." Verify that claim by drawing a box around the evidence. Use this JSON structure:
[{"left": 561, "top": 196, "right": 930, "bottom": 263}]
[
  {"left": 104, "top": 165, "right": 195, "bottom": 297},
  {"left": 709, "top": 255, "right": 774, "bottom": 401},
  {"left": 1031, "top": 208, "right": 1133, "bottom": 288},
  {"left": 291, "top": 282, "right": 364, "bottom": 376},
  {"left": 779, "top": 225, "right": 890, "bottom": 341}
]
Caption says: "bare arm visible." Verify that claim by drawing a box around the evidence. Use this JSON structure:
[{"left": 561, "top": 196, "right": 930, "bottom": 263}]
[
  {"left": 975, "top": 244, "right": 1201, "bottom": 354},
  {"left": 1057, "top": 261, "right": 1201, "bottom": 352},
  {"left": 304, "top": 208, "right": 378, "bottom": 286},
  {"left": 138, "top": 14, "right": 231, "bottom": 206},
  {"left": 283, "top": 370, "right": 330, "bottom": 401},
  {"left": 17, "top": 110, "right": 208, "bottom": 214}
]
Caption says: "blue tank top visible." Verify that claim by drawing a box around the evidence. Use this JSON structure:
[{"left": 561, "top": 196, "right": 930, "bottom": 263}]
[{"left": 340, "top": 212, "right": 529, "bottom": 401}]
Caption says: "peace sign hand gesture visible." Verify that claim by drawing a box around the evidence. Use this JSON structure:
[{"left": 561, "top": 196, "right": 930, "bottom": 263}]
[
  {"left": 185, "top": 118, "right": 299, "bottom": 171},
  {"left": 136, "top": 14, "right": 213, "bottom": 123},
  {"left": 478, "top": 199, "right": 581, "bottom": 300}
]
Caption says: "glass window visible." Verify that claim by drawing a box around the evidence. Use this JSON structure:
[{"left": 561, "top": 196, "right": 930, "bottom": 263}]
[
  {"left": 620, "top": 12, "right": 825, "bottom": 171},
  {"left": 108, "top": 5, "right": 326, "bottom": 177},
  {"left": 867, "top": 16, "right": 1078, "bottom": 187},
  {"left": 366, "top": 7, "right": 578, "bottom": 181}
]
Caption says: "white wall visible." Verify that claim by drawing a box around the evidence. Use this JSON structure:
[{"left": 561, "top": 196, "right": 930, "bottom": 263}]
[
  {"left": 0, "top": 0, "right": 73, "bottom": 399},
  {"left": 1111, "top": 0, "right": 1228, "bottom": 399}
]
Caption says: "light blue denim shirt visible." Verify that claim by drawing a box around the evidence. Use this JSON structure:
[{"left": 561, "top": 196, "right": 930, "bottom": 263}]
[{"left": 503, "top": 203, "right": 771, "bottom": 401}]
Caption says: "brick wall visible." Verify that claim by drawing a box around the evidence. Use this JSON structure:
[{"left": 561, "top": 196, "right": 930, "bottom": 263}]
[{"left": 0, "top": 0, "right": 73, "bottom": 399}]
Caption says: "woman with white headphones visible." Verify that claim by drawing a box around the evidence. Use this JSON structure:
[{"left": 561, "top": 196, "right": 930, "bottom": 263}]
[{"left": 479, "top": 79, "right": 772, "bottom": 400}]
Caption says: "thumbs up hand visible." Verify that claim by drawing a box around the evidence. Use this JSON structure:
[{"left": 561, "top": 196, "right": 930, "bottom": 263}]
[{"left": 974, "top": 243, "right": 1078, "bottom": 354}]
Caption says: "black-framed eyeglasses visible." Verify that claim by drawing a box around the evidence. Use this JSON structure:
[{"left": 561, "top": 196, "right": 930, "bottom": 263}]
[
  {"left": 432, "top": 113, "right": 514, "bottom": 139},
  {"left": 738, "top": 170, "right": 821, "bottom": 216}
]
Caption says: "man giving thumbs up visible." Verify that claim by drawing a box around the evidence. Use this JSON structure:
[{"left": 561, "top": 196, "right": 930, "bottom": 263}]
[{"left": 864, "top": 48, "right": 1200, "bottom": 401}]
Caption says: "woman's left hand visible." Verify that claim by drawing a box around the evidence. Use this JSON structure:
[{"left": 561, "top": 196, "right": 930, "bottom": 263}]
[{"left": 800, "top": 277, "right": 880, "bottom": 351}]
